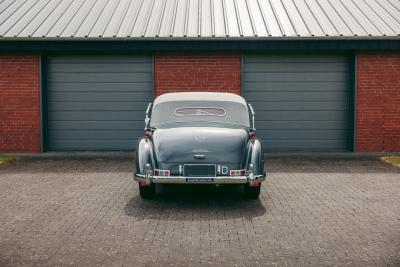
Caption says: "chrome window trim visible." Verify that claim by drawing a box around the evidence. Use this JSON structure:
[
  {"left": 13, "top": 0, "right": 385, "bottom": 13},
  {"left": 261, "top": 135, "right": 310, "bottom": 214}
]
[{"left": 173, "top": 107, "right": 227, "bottom": 117}]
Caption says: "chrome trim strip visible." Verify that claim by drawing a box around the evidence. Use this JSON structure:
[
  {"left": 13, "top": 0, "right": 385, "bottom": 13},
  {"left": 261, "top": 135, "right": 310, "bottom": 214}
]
[
  {"left": 134, "top": 174, "right": 266, "bottom": 184},
  {"left": 248, "top": 103, "right": 256, "bottom": 130},
  {"left": 144, "top": 102, "right": 152, "bottom": 130},
  {"left": 173, "top": 107, "right": 227, "bottom": 117}
]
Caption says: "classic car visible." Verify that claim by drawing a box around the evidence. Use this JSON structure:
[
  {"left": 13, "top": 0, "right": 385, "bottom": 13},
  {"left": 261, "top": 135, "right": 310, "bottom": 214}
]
[{"left": 134, "top": 92, "right": 266, "bottom": 198}]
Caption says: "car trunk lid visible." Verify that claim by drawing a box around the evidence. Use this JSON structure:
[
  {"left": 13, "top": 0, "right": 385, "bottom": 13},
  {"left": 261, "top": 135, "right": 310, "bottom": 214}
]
[{"left": 152, "top": 127, "right": 248, "bottom": 165}]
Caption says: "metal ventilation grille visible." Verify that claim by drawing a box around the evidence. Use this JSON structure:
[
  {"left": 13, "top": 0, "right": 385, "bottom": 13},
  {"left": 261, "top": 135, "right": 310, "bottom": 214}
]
[{"left": 0, "top": 0, "right": 399, "bottom": 38}]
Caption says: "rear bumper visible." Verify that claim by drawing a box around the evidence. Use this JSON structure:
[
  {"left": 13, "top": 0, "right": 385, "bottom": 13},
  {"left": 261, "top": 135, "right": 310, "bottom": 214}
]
[{"left": 134, "top": 174, "right": 266, "bottom": 184}]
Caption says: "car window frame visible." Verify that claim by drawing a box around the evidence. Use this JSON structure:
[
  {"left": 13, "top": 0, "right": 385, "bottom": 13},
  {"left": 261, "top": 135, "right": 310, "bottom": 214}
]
[{"left": 173, "top": 107, "right": 227, "bottom": 117}]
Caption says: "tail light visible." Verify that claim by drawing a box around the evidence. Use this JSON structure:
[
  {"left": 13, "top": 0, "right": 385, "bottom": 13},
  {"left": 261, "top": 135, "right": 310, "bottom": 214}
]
[
  {"left": 139, "top": 180, "right": 150, "bottom": 187},
  {"left": 250, "top": 180, "right": 261, "bottom": 187},
  {"left": 248, "top": 131, "right": 256, "bottom": 138},
  {"left": 145, "top": 130, "right": 153, "bottom": 138},
  {"left": 230, "top": 169, "right": 246, "bottom": 176},
  {"left": 154, "top": 169, "right": 170, "bottom": 176}
]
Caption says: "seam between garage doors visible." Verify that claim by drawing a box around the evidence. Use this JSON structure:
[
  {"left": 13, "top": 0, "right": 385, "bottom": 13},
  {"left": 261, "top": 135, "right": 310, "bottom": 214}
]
[
  {"left": 352, "top": 53, "right": 357, "bottom": 152},
  {"left": 40, "top": 54, "right": 48, "bottom": 152}
]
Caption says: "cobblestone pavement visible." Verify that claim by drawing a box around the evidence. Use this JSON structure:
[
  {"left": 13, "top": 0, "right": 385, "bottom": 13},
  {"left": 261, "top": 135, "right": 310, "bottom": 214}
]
[{"left": 0, "top": 156, "right": 399, "bottom": 266}]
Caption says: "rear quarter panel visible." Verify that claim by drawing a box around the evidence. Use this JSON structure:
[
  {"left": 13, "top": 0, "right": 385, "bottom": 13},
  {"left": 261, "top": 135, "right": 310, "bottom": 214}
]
[
  {"left": 246, "top": 138, "right": 265, "bottom": 175},
  {"left": 135, "top": 137, "right": 156, "bottom": 174}
]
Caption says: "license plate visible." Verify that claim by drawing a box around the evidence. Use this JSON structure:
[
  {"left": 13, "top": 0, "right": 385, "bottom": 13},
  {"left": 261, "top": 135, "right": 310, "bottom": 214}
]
[
  {"left": 184, "top": 164, "right": 216, "bottom": 177},
  {"left": 186, "top": 178, "right": 214, "bottom": 183}
]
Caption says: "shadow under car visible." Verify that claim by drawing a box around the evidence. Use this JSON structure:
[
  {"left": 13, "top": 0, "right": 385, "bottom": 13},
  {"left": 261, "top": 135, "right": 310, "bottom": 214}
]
[{"left": 124, "top": 184, "right": 267, "bottom": 221}]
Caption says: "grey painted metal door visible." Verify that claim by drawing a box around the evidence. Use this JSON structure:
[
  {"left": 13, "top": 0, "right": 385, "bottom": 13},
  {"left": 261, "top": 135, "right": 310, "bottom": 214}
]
[
  {"left": 47, "top": 55, "right": 153, "bottom": 151},
  {"left": 243, "top": 54, "right": 352, "bottom": 151}
]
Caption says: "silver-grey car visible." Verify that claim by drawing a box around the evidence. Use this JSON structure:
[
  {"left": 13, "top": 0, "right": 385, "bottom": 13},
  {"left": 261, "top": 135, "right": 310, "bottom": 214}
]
[{"left": 134, "top": 92, "right": 265, "bottom": 198}]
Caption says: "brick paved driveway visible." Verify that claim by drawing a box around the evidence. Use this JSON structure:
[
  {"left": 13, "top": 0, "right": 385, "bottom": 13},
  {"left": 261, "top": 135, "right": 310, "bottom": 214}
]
[{"left": 0, "top": 156, "right": 399, "bottom": 266}]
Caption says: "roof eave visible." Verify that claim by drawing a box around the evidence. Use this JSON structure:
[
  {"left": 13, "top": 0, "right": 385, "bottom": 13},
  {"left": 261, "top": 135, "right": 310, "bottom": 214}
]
[
  {"left": 0, "top": 37, "right": 399, "bottom": 52},
  {"left": 0, "top": 36, "right": 399, "bottom": 41}
]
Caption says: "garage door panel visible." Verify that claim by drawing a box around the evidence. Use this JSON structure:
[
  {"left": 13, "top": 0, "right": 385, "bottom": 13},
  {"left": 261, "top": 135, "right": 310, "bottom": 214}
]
[
  {"left": 48, "top": 130, "right": 144, "bottom": 140},
  {"left": 251, "top": 101, "right": 349, "bottom": 111},
  {"left": 256, "top": 130, "right": 349, "bottom": 140},
  {"left": 244, "top": 62, "right": 350, "bottom": 72},
  {"left": 48, "top": 73, "right": 151, "bottom": 83},
  {"left": 51, "top": 63, "right": 153, "bottom": 73},
  {"left": 48, "top": 101, "right": 148, "bottom": 111},
  {"left": 48, "top": 111, "right": 144, "bottom": 121},
  {"left": 243, "top": 81, "right": 348, "bottom": 91},
  {"left": 243, "top": 54, "right": 352, "bottom": 151},
  {"left": 47, "top": 140, "right": 137, "bottom": 151},
  {"left": 255, "top": 120, "right": 349, "bottom": 130},
  {"left": 48, "top": 82, "right": 152, "bottom": 92},
  {"left": 48, "top": 56, "right": 151, "bottom": 64},
  {"left": 253, "top": 111, "right": 349, "bottom": 121},
  {"left": 47, "top": 55, "right": 152, "bottom": 151},
  {"left": 48, "top": 121, "right": 144, "bottom": 131},
  {"left": 244, "top": 54, "right": 348, "bottom": 63},
  {"left": 264, "top": 140, "right": 348, "bottom": 151},
  {"left": 48, "top": 91, "right": 151, "bottom": 102},
  {"left": 244, "top": 72, "right": 348, "bottom": 82},
  {"left": 245, "top": 91, "right": 349, "bottom": 102}
]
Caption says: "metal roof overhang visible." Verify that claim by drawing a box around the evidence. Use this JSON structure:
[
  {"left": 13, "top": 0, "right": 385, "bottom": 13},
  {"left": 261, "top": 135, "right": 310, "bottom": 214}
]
[{"left": 0, "top": 37, "right": 399, "bottom": 53}]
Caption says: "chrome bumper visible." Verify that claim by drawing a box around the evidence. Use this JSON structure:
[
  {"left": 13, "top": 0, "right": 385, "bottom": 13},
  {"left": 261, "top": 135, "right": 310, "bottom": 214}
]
[{"left": 134, "top": 174, "right": 266, "bottom": 184}]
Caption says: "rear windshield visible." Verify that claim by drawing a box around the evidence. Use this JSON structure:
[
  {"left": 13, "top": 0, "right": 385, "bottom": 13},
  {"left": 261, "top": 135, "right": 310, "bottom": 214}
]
[
  {"left": 174, "top": 107, "right": 226, "bottom": 117},
  {"left": 150, "top": 101, "right": 250, "bottom": 128}
]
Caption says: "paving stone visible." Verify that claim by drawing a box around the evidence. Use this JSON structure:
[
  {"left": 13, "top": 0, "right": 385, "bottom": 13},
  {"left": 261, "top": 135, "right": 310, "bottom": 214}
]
[{"left": 0, "top": 157, "right": 399, "bottom": 266}]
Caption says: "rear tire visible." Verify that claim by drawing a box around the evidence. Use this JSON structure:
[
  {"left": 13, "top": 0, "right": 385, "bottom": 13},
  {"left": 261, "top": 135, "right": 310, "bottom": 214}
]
[
  {"left": 244, "top": 184, "right": 261, "bottom": 199},
  {"left": 139, "top": 183, "right": 155, "bottom": 199}
]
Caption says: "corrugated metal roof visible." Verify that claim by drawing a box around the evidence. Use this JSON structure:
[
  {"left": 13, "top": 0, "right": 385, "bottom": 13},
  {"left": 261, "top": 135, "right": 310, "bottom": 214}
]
[{"left": 0, "top": 0, "right": 399, "bottom": 39}]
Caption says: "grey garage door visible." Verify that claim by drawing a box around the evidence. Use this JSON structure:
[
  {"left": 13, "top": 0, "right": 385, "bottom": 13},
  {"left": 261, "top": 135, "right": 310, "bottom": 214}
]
[
  {"left": 243, "top": 54, "right": 352, "bottom": 152},
  {"left": 47, "top": 55, "right": 153, "bottom": 151}
]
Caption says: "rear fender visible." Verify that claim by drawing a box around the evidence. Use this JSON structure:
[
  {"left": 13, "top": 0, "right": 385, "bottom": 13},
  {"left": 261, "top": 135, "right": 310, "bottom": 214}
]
[
  {"left": 135, "top": 137, "right": 156, "bottom": 174},
  {"left": 246, "top": 138, "right": 265, "bottom": 175}
]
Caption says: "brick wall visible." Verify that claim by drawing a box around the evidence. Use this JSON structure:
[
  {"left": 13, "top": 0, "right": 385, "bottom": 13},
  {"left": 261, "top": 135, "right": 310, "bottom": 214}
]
[
  {"left": 0, "top": 55, "right": 41, "bottom": 152},
  {"left": 1, "top": 52, "right": 398, "bottom": 153},
  {"left": 356, "top": 53, "right": 400, "bottom": 152},
  {"left": 154, "top": 53, "right": 241, "bottom": 96}
]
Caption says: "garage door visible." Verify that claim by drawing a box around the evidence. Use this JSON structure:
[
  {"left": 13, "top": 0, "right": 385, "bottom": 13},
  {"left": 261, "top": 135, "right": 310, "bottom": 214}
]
[
  {"left": 47, "top": 55, "right": 153, "bottom": 151},
  {"left": 243, "top": 54, "right": 352, "bottom": 152}
]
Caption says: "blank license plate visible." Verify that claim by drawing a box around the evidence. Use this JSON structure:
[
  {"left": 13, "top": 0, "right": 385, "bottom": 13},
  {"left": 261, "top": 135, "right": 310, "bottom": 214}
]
[{"left": 184, "top": 164, "right": 216, "bottom": 177}]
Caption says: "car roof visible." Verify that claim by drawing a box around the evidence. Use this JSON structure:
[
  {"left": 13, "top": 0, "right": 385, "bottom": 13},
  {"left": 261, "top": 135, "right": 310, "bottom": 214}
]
[
  {"left": 153, "top": 92, "right": 247, "bottom": 106},
  {"left": 150, "top": 92, "right": 250, "bottom": 128}
]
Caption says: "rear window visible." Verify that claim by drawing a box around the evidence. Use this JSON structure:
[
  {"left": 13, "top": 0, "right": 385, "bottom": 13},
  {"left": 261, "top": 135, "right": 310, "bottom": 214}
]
[
  {"left": 174, "top": 107, "right": 226, "bottom": 117},
  {"left": 150, "top": 100, "right": 250, "bottom": 128}
]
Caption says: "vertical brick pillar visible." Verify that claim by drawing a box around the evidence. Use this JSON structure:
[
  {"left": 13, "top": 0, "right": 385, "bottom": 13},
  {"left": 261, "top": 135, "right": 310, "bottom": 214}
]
[
  {"left": 154, "top": 53, "right": 241, "bottom": 96},
  {"left": 0, "top": 55, "right": 41, "bottom": 152},
  {"left": 356, "top": 53, "right": 400, "bottom": 152}
]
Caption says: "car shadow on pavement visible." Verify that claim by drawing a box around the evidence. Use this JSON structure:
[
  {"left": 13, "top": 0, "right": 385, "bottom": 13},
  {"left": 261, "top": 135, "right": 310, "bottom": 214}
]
[
  {"left": 266, "top": 157, "right": 400, "bottom": 173},
  {"left": 124, "top": 185, "right": 266, "bottom": 221}
]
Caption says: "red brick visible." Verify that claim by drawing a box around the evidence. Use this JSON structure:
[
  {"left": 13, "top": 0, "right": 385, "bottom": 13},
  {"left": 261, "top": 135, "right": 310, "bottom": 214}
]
[
  {"left": 154, "top": 53, "right": 241, "bottom": 96},
  {"left": 356, "top": 53, "right": 400, "bottom": 152},
  {"left": 0, "top": 55, "right": 40, "bottom": 152}
]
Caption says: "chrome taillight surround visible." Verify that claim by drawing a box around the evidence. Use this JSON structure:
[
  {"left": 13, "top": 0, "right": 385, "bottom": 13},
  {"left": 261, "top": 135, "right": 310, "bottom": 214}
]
[
  {"left": 229, "top": 169, "right": 246, "bottom": 176},
  {"left": 154, "top": 169, "right": 170, "bottom": 176}
]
